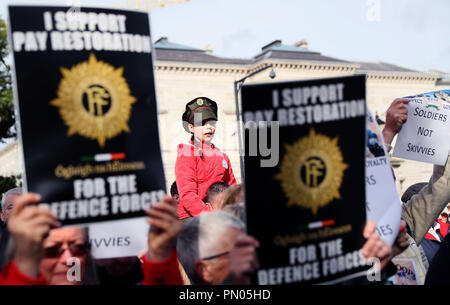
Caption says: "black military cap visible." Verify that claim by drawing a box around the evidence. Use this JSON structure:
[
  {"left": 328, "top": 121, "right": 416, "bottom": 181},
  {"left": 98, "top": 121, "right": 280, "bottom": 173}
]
[{"left": 182, "top": 97, "right": 218, "bottom": 132}]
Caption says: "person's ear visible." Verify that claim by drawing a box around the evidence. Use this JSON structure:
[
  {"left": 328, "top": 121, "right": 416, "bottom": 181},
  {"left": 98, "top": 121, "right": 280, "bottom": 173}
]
[
  {"left": 188, "top": 124, "right": 194, "bottom": 133},
  {"left": 0, "top": 212, "right": 5, "bottom": 223},
  {"left": 195, "top": 260, "right": 212, "bottom": 284}
]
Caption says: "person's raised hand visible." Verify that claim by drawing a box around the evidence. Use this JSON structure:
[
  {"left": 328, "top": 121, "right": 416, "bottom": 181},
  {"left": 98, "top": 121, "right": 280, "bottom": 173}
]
[
  {"left": 7, "top": 193, "right": 60, "bottom": 278},
  {"left": 382, "top": 98, "right": 410, "bottom": 144},
  {"left": 362, "top": 221, "right": 392, "bottom": 271},
  {"left": 145, "top": 196, "right": 183, "bottom": 262},
  {"left": 229, "top": 233, "right": 260, "bottom": 285}
]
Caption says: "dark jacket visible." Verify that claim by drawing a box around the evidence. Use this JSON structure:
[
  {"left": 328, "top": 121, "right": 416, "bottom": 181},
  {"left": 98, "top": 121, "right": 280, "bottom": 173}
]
[{"left": 425, "top": 233, "right": 450, "bottom": 285}]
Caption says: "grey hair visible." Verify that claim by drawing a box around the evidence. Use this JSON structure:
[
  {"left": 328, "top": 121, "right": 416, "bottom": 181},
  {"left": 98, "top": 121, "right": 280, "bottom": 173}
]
[
  {"left": 221, "top": 202, "right": 247, "bottom": 224},
  {"left": 1, "top": 188, "right": 23, "bottom": 211},
  {"left": 176, "top": 211, "right": 245, "bottom": 284}
]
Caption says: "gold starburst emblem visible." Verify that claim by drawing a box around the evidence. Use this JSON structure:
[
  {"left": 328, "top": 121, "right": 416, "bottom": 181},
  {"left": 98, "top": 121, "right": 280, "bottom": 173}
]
[
  {"left": 275, "top": 128, "right": 348, "bottom": 215},
  {"left": 50, "top": 53, "right": 136, "bottom": 148}
]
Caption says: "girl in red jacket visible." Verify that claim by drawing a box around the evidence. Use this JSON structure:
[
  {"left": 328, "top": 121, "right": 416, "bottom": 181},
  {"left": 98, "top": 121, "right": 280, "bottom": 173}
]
[{"left": 175, "top": 97, "right": 237, "bottom": 221}]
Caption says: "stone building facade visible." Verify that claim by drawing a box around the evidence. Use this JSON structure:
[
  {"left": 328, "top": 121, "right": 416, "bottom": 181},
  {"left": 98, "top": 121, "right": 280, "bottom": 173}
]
[{"left": 1, "top": 38, "right": 447, "bottom": 196}]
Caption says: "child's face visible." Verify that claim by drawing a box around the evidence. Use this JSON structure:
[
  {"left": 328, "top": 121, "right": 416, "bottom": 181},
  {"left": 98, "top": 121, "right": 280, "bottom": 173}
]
[{"left": 189, "top": 120, "right": 217, "bottom": 144}]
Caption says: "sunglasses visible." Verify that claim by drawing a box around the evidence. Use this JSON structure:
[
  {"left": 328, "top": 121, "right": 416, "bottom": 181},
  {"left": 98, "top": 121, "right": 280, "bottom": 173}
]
[
  {"left": 43, "top": 241, "right": 89, "bottom": 258},
  {"left": 201, "top": 251, "right": 230, "bottom": 261}
]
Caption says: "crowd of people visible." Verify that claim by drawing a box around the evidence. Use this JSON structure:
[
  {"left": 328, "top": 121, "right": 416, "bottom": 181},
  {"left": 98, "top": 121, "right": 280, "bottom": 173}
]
[{"left": 0, "top": 96, "right": 449, "bottom": 285}]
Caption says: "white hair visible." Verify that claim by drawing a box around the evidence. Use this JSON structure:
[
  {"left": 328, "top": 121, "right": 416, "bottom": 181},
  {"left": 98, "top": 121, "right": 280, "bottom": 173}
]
[
  {"left": 176, "top": 211, "right": 245, "bottom": 284},
  {"left": 1, "top": 188, "right": 23, "bottom": 211}
]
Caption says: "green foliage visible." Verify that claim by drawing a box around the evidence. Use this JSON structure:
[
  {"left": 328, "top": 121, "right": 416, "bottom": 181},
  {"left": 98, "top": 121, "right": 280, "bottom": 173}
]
[
  {"left": 0, "top": 17, "right": 20, "bottom": 202},
  {"left": 0, "top": 175, "right": 21, "bottom": 200},
  {"left": 0, "top": 17, "right": 15, "bottom": 143}
]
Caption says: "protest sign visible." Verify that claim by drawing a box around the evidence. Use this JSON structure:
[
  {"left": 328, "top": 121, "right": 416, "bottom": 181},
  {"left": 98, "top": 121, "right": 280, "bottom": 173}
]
[
  {"left": 8, "top": 6, "right": 166, "bottom": 229},
  {"left": 389, "top": 258, "right": 421, "bottom": 285},
  {"left": 393, "top": 90, "right": 450, "bottom": 165},
  {"left": 365, "top": 110, "right": 401, "bottom": 245},
  {"left": 242, "top": 75, "right": 368, "bottom": 284},
  {"left": 88, "top": 217, "right": 149, "bottom": 259}
]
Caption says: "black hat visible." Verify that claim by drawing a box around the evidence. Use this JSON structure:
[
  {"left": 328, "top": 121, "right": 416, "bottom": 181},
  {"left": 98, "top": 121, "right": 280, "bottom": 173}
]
[{"left": 182, "top": 97, "right": 218, "bottom": 132}]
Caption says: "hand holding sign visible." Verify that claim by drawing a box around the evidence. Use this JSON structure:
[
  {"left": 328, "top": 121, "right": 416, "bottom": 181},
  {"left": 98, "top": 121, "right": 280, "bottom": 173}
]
[
  {"left": 366, "top": 110, "right": 401, "bottom": 245},
  {"left": 382, "top": 99, "right": 410, "bottom": 145},
  {"left": 229, "top": 233, "right": 260, "bottom": 285},
  {"left": 393, "top": 92, "right": 450, "bottom": 165},
  {"left": 392, "top": 220, "right": 409, "bottom": 258},
  {"left": 8, "top": 193, "right": 60, "bottom": 278},
  {"left": 362, "top": 221, "right": 392, "bottom": 271},
  {"left": 145, "top": 196, "right": 182, "bottom": 262},
  {"left": 362, "top": 220, "right": 408, "bottom": 274}
]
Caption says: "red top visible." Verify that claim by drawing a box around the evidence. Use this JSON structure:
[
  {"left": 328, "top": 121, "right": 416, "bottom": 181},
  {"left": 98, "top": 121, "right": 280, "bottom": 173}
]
[
  {"left": 424, "top": 220, "right": 449, "bottom": 241},
  {"left": 141, "top": 249, "right": 183, "bottom": 285},
  {"left": 175, "top": 141, "right": 237, "bottom": 219},
  {"left": 0, "top": 250, "right": 183, "bottom": 285},
  {"left": 0, "top": 260, "right": 47, "bottom": 285}
]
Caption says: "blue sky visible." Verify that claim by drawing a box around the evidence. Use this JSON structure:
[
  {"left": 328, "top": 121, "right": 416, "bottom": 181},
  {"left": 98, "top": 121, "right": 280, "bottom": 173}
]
[{"left": 1, "top": 0, "right": 449, "bottom": 73}]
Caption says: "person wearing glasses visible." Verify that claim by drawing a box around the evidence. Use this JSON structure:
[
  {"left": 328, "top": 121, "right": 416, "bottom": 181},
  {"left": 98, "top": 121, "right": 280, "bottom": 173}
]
[
  {"left": 0, "top": 193, "right": 184, "bottom": 285},
  {"left": 176, "top": 211, "right": 259, "bottom": 285},
  {"left": 0, "top": 193, "right": 59, "bottom": 284},
  {"left": 39, "top": 227, "right": 98, "bottom": 285}
]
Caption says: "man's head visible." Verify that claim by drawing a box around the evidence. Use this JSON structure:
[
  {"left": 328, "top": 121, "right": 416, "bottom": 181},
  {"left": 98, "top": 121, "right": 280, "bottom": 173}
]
[
  {"left": 170, "top": 181, "right": 179, "bottom": 204},
  {"left": 1, "top": 187, "right": 23, "bottom": 223},
  {"left": 205, "top": 182, "right": 230, "bottom": 209},
  {"left": 182, "top": 97, "right": 218, "bottom": 145},
  {"left": 222, "top": 202, "right": 246, "bottom": 223},
  {"left": 214, "top": 184, "right": 244, "bottom": 211},
  {"left": 176, "top": 211, "right": 245, "bottom": 284}
]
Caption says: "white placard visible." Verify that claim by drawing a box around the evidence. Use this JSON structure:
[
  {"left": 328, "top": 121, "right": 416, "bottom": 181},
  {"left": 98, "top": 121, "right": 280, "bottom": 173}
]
[
  {"left": 390, "top": 258, "right": 421, "bottom": 285},
  {"left": 393, "top": 95, "right": 450, "bottom": 165},
  {"left": 88, "top": 217, "right": 149, "bottom": 259},
  {"left": 366, "top": 110, "right": 401, "bottom": 245}
]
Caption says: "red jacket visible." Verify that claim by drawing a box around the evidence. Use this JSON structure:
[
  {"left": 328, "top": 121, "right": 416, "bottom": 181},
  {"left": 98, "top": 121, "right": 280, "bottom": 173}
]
[
  {"left": 141, "top": 249, "right": 183, "bottom": 285},
  {"left": 0, "top": 260, "right": 47, "bottom": 285},
  {"left": 175, "top": 141, "right": 237, "bottom": 219},
  {"left": 0, "top": 250, "right": 183, "bottom": 285}
]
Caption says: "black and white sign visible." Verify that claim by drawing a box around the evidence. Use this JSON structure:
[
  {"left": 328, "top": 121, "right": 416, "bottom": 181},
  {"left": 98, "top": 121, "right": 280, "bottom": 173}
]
[
  {"left": 366, "top": 110, "right": 401, "bottom": 245},
  {"left": 8, "top": 5, "right": 166, "bottom": 228},
  {"left": 242, "top": 75, "right": 368, "bottom": 284}
]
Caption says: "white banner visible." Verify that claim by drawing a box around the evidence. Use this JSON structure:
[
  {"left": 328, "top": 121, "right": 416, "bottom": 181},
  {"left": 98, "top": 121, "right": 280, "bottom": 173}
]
[
  {"left": 88, "top": 217, "right": 149, "bottom": 259},
  {"left": 366, "top": 110, "right": 401, "bottom": 245},
  {"left": 393, "top": 94, "right": 450, "bottom": 165}
]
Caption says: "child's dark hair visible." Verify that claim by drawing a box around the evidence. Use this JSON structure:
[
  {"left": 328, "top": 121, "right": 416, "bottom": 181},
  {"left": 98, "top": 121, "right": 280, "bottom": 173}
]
[{"left": 204, "top": 182, "right": 230, "bottom": 202}]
